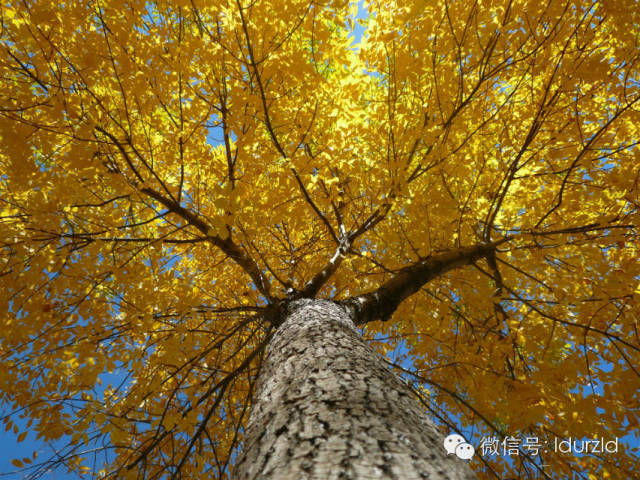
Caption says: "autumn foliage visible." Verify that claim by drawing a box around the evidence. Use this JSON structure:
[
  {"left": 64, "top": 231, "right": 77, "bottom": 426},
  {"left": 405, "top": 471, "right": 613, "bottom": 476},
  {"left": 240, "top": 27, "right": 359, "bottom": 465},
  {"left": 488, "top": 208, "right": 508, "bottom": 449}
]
[{"left": 1, "top": 0, "right": 639, "bottom": 478}]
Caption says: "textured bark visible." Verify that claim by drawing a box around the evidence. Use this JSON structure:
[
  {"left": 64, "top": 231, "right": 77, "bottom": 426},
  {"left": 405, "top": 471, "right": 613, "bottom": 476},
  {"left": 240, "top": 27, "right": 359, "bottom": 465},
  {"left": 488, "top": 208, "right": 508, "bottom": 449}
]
[{"left": 234, "top": 299, "right": 477, "bottom": 480}]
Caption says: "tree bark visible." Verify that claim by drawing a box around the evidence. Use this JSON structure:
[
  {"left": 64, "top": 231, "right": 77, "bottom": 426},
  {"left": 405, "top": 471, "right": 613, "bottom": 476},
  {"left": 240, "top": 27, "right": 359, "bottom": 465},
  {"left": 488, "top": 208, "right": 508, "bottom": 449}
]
[{"left": 234, "top": 299, "right": 477, "bottom": 480}]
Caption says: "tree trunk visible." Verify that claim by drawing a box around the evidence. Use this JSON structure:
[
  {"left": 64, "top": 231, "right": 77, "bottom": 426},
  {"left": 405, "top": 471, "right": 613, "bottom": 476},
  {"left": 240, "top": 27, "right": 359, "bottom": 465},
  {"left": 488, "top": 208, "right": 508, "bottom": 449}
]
[{"left": 234, "top": 299, "right": 477, "bottom": 480}]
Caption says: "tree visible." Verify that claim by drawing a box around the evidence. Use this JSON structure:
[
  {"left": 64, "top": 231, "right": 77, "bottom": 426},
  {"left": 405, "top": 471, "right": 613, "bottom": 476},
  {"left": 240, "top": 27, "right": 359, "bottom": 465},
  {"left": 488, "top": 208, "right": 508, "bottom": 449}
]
[{"left": 0, "top": 0, "right": 639, "bottom": 478}]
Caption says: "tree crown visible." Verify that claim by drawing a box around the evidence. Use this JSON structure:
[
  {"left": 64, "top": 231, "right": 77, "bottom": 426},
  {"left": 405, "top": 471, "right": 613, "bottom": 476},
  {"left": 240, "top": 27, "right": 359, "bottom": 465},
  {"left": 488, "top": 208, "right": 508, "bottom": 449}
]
[{"left": 1, "top": 0, "right": 639, "bottom": 478}]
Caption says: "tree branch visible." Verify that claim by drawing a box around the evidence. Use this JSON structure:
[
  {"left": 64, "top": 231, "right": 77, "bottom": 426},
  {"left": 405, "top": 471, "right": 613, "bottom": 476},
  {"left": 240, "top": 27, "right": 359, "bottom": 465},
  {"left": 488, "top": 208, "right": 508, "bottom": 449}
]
[
  {"left": 342, "top": 241, "right": 505, "bottom": 325},
  {"left": 140, "top": 187, "right": 272, "bottom": 301}
]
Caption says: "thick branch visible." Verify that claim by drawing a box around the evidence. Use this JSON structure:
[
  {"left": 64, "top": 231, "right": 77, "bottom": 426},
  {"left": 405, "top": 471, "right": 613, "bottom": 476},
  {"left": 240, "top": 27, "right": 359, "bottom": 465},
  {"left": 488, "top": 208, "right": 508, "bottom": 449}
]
[
  {"left": 295, "top": 206, "right": 390, "bottom": 299},
  {"left": 297, "top": 237, "right": 350, "bottom": 298},
  {"left": 341, "top": 241, "right": 504, "bottom": 325},
  {"left": 140, "top": 187, "right": 272, "bottom": 300}
]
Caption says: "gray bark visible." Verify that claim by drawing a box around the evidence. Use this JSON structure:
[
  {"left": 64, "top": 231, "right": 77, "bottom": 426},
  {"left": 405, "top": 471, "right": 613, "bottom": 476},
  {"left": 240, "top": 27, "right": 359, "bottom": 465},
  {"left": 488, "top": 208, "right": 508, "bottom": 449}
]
[{"left": 234, "top": 299, "right": 477, "bottom": 480}]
